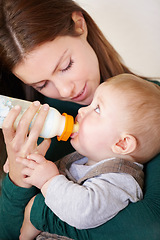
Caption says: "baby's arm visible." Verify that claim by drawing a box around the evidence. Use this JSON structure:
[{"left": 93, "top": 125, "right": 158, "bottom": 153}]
[{"left": 19, "top": 196, "right": 41, "bottom": 240}]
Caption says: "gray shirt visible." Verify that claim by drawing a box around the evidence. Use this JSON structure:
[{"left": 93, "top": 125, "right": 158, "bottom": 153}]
[{"left": 45, "top": 157, "right": 143, "bottom": 229}]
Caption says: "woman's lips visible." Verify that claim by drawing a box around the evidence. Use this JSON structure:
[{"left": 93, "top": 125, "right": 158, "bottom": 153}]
[{"left": 71, "top": 84, "right": 87, "bottom": 102}]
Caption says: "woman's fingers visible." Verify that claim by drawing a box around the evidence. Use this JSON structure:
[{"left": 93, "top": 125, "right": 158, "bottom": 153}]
[
  {"left": 37, "top": 138, "right": 51, "bottom": 156},
  {"left": 2, "top": 105, "right": 21, "bottom": 142},
  {"left": 12, "top": 102, "right": 49, "bottom": 156},
  {"left": 22, "top": 104, "right": 50, "bottom": 153},
  {"left": 15, "top": 101, "right": 41, "bottom": 140},
  {"left": 3, "top": 101, "right": 41, "bottom": 156},
  {"left": 28, "top": 104, "right": 49, "bottom": 139}
]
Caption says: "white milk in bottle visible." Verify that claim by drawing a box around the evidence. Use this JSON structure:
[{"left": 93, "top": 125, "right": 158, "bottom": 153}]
[{"left": 0, "top": 95, "right": 79, "bottom": 141}]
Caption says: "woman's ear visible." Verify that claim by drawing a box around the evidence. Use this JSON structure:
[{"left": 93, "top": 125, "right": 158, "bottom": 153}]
[
  {"left": 72, "top": 11, "right": 87, "bottom": 37},
  {"left": 112, "top": 134, "right": 137, "bottom": 155}
]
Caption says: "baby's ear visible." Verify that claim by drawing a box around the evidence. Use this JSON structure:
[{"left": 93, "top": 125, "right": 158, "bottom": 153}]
[{"left": 112, "top": 134, "right": 137, "bottom": 155}]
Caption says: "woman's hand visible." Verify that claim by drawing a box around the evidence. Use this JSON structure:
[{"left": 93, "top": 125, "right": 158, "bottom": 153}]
[
  {"left": 2, "top": 101, "right": 51, "bottom": 187},
  {"left": 3, "top": 158, "right": 9, "bottom": 173}
]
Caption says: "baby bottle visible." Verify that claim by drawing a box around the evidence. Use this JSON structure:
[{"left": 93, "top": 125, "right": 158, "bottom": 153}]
[{"left": 0, "top": 95, "right": 79, "bottom": 141}]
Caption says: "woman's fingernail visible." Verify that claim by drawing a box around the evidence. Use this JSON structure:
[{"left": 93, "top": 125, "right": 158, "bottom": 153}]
[
  {"left": 16, "top": 157, "right": 20, "bottom": 162},
  {"left": 14, "top": 105, "right": 21, "bottom": 110},
  {"left": 43, "top": 104, "right": 49, "bottom": 111},
  {"left": 33, "top": 101, "right": 40, "bottom": 106}
]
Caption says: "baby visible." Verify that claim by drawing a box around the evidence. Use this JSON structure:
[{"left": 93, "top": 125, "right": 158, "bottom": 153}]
[{"left": 18, "top": 73, "right": 160, "bottom": 240}]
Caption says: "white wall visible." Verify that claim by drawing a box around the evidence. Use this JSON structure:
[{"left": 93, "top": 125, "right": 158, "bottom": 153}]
[{"left": 75, "top": 0, "right": 160, "bottom": 79}]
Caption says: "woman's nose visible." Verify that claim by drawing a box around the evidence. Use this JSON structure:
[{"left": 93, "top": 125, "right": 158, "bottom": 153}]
[{"left": 54, "top": 80, "right": 75, "bottom": 98}]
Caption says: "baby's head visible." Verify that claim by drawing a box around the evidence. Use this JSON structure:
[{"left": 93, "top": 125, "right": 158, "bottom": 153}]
[
  {"left": 71, "top": 74, "right": 160, "bottom": 164},
  {"left": 104, "top": 74, "right": 160, "bottom": 163}
]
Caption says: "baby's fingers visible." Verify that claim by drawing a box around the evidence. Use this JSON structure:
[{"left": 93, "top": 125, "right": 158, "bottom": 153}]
[
  {"left": 27, "top": 153, "right": 46, "bottom": 164},
  {"left": 22, "top": 175, "right": 34, "bottom": 186},
  {"left": 16, "top": 157, "right": 38, "bottom": 169},
  {"left": 21, "top": 167, "right": 33, "bottom": 178}
]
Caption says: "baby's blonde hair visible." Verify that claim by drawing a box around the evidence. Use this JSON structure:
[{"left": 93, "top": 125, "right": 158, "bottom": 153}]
[{"left": 106, "top": 74, "right": 160, "bottom": 163}]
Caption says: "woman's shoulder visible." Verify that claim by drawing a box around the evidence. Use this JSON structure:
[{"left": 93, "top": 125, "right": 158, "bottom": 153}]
[{"left": 147, "top": 79, "right": 160, "bottom": 86}]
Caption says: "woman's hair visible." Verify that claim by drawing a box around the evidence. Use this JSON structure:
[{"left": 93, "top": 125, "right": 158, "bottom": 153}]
[
  {"left": 0, "top": 0, "right": 132, "bottom": 83},
  {"left": 107, "top": 74, "right": 160, "bottom": 162}
]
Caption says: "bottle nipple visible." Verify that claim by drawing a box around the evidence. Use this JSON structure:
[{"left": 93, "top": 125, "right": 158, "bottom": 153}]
[
  {"left": 72, "top": 121, "right": 79, "bottom": 133},
  {"left": 57, "top": 113, "right": 79, "bottom": 141}
]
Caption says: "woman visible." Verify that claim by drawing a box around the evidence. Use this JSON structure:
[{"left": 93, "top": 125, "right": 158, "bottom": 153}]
[{"left": 0, "top": 0, "right": 160, "bottom": 239}]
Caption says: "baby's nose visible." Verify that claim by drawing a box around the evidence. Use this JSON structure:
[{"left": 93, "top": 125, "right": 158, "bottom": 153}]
[{"left": 78, "top": 106, "right": 88, "bottom": 118}]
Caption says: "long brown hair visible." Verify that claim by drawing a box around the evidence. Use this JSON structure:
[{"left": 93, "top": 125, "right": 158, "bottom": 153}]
[{"left": 0, "top": 0, "right": 132, "bottom": 84}]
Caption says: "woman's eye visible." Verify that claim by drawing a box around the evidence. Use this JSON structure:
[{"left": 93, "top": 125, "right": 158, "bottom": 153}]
[
  {"left": 36, "top": 81, "right": 48, "bottom": 91},
  {"left": 94, "top": 105, "right": 100, "bottom": 114},
  {"left": 61, "top": 59, "right": 74, "bottom": 72}
]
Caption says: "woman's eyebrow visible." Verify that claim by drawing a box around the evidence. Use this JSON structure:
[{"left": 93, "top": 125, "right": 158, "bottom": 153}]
[
  {"left": 27, "top": 49, "right": 69, "bottom": 86},
  {"left": 52, "top": 49, "right": 68, "bottom": 74}
]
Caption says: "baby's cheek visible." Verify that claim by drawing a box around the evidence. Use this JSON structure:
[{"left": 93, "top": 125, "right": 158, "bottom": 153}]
[
  {"left": 78, "top": 125, "right": 88, "bottom": 143},
  {"left": 71, "top": 129, "right": 85, "bottom": 150}
]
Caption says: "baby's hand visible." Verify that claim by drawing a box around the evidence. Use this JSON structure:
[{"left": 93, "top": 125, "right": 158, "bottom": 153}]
[{"left": 16, "top": 154, "right": 59, "bottom": 189}]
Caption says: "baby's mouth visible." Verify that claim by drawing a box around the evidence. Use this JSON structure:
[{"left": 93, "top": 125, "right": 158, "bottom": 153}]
[{"left": 70, "top": 121, "right": 79, "bottom": 139}]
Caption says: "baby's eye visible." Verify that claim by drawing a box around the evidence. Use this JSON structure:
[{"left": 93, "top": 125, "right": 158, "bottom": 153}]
[{"left": 94, "top": 105, "right": 100, "bottom": 114}]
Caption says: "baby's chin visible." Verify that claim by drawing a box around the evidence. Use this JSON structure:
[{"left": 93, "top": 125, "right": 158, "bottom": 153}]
[{"left": 70, "top": 136, "right": 80, "bottom": 152}]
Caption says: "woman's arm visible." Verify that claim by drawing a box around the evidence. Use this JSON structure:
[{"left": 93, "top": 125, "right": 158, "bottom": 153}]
[
  {"left": 0, "top": 102, "right": 51, "bottom": 239},
  {"left": 2, "top": 101, "right": 51, "bottom": 187},
  {"left": 0, "top": 175, "right": 38, "bottom": 240},
  {"left": 30, "top": 153, "right": 160, "bottom": 240}
]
